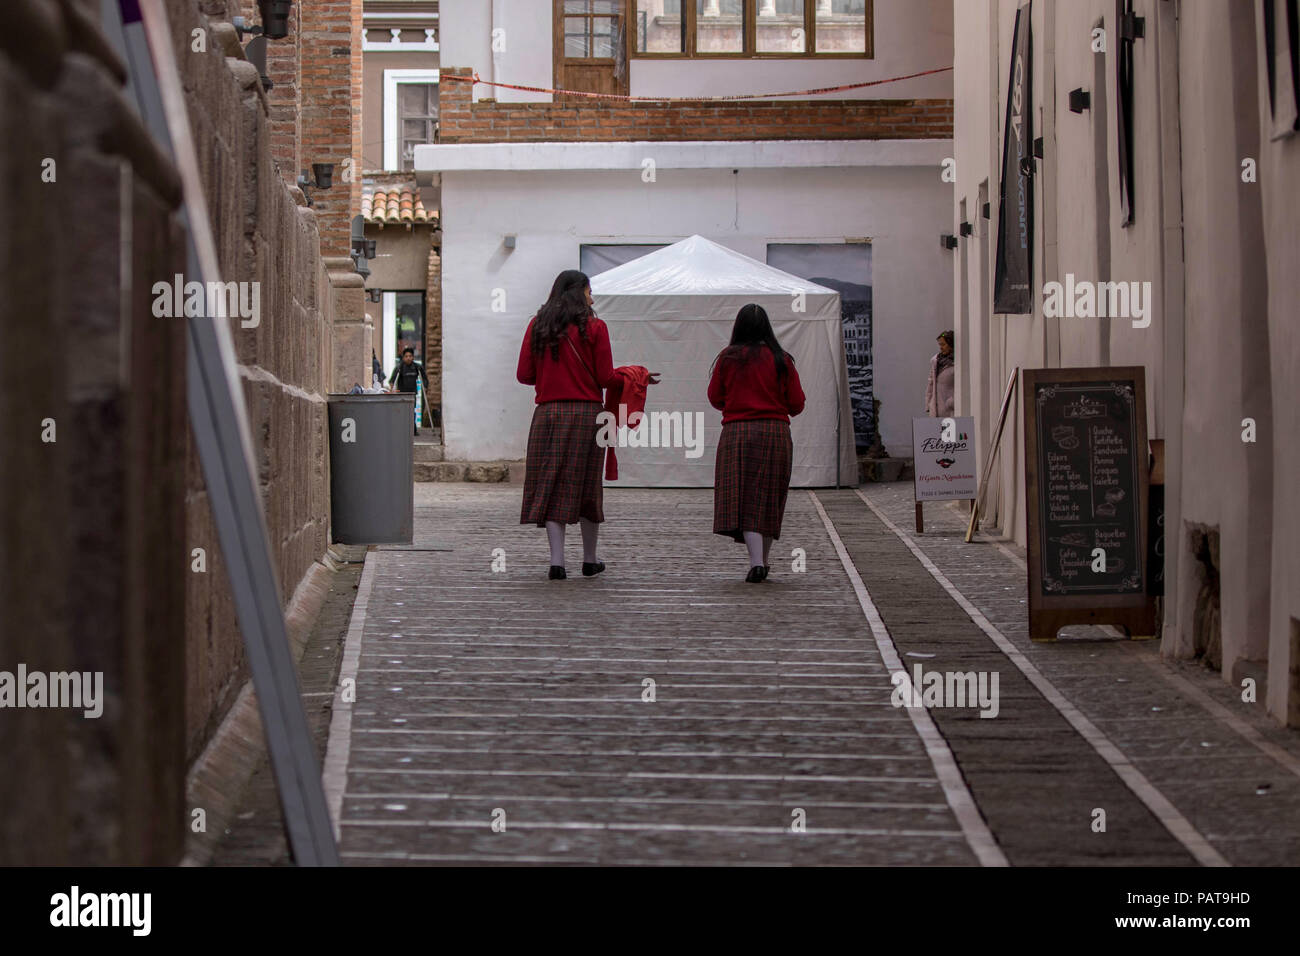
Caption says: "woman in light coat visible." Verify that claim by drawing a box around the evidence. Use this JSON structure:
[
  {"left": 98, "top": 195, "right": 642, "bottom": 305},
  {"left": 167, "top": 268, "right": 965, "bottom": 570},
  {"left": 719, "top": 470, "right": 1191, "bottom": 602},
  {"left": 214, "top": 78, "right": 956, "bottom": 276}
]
[{"left": 925, "top": 330, "right": 955, "bottom": 418}]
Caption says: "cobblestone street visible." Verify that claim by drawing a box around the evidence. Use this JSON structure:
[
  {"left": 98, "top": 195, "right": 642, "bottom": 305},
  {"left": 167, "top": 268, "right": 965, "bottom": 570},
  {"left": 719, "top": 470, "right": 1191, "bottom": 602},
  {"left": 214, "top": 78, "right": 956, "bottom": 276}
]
[{"left": 322, "top": 484, "right": 1300, "bottom": 866}]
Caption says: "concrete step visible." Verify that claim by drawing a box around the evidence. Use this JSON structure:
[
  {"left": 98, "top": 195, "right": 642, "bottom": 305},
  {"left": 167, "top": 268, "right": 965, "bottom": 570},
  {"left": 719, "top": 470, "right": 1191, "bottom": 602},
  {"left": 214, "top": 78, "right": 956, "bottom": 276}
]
[
  {"left": 413, "top": 460, "right": 525, "bottom": 484},
  {"left": 413, "top": 442, "right": 444, "bottom": 463}
]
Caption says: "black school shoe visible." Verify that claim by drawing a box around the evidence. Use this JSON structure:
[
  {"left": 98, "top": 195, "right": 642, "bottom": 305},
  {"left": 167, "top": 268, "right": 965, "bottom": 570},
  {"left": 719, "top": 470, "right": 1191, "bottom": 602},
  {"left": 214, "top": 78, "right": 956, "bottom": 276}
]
[
  {"left": 745, "top": 566, "right": 765, "bottom": 584},
  {"left": 582, "top": 561, "right": 606, "bottom": 577},
  {"left": 549, "top": 565, "right": 566, "bottom": 580}
]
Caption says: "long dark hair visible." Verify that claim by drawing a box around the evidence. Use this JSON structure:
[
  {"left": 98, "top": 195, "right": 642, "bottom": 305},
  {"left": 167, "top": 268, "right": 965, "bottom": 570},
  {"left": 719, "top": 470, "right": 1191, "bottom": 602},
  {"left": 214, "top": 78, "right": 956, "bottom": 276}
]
[
  {"left": 712, "top": 303, "right": 789, "bottom": 377},
  {"left": 532, "top": 270, "right": 593, "bottom": 360},
  {"left": 936, "top": 329, "right": 955, "bottom": 370}
]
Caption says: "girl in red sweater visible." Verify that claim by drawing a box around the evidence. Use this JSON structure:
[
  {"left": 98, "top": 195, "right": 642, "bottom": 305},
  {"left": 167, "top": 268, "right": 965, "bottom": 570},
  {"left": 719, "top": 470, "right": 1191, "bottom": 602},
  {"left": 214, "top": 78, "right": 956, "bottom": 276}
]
[
  {"left": 708, "top": 304, "right": 806, "bottom": 583},
  {"left": 517, "top": 270, "right": 620, "bottom": 579}
]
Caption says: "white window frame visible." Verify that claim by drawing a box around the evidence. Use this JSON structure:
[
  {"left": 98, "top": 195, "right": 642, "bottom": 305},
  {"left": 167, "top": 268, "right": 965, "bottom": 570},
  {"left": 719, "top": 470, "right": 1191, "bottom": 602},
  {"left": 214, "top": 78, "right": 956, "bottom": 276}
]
[
  {"left": 382, "top": 292, "right": 398, "bottom": 379},
  {"left": 383, "top": 69, "right": 441, "bottom": 170}
]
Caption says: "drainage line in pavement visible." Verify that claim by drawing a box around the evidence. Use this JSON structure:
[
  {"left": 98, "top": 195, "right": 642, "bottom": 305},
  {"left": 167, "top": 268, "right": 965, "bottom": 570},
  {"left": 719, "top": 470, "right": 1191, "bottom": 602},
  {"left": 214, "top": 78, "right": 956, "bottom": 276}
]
[
  {"left": 809, "top": 491, "right": 1009, "bottom": 867},
  {"left": 852, "top": 488, "right": 1229, "bottom": 868}
]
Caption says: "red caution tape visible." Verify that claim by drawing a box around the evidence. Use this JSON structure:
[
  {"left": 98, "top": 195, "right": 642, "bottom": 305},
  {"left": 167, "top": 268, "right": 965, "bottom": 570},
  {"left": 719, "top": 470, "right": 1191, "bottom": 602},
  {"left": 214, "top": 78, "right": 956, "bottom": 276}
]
[{"left": 443, "top": 66, "right": 952, "bottom": 102}]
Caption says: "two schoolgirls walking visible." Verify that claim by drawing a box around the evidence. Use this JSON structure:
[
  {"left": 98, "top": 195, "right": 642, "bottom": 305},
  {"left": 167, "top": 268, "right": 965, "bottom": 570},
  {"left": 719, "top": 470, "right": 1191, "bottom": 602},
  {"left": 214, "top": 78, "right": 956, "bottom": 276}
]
[{"left": 517, "top": 273, "right": 804, "bottom": 582}]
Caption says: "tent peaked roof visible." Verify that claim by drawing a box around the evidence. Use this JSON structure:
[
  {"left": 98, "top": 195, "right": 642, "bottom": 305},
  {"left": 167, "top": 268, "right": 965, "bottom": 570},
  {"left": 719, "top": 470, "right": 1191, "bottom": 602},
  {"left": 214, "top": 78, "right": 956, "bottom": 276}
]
[{"left": 590, "top": 235, "right": 837, "bottom": 297}]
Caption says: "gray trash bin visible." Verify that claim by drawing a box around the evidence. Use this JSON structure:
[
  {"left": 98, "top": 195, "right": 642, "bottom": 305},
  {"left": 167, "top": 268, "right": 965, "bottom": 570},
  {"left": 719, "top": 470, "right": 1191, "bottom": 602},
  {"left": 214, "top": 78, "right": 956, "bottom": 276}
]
[{"left": 327, "top": 393, "right": 414, "bottom": 544}]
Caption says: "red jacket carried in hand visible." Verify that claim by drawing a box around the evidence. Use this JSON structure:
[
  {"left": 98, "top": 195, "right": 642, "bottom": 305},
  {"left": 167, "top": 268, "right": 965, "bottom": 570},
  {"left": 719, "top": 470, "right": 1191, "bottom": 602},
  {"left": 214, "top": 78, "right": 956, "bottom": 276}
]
[
  {"left": 516, "top": 316, "right": 617, "bottom": 403},
  {"left": 603, "top": 365, "right": 654, "bottom": 480},
  {"left": 707, "top": 345, "right": 805, "bottom": 424}
]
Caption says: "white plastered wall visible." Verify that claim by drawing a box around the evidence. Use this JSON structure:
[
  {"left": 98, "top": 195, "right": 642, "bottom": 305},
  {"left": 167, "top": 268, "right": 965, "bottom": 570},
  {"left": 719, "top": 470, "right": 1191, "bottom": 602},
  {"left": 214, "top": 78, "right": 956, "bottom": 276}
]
[{"left": 437, "top": 163, "right": 951, "bottom": 463}]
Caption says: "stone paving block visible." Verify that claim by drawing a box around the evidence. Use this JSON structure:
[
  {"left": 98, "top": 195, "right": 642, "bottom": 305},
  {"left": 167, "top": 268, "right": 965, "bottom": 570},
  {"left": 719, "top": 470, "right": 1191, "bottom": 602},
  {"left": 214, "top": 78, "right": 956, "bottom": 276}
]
[
  {"left": 327, "top": 484, "right": 1300, "bottom": 867},
  {"left": 342, "top": 796, "right": 958, "bottom": 832}
]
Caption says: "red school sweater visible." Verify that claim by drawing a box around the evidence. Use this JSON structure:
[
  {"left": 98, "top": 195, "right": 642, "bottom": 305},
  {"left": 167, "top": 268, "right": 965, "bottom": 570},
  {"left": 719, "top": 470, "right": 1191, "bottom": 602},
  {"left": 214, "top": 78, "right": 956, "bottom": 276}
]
[
  {"left": 516, "top": 316, "right": 618, "bottom": 403},
  {"left": 603, "top": 365, "right": 655, "bottom": 480},
  {"left": 707, "top": 345, "right": 806, "bottom": 424}
]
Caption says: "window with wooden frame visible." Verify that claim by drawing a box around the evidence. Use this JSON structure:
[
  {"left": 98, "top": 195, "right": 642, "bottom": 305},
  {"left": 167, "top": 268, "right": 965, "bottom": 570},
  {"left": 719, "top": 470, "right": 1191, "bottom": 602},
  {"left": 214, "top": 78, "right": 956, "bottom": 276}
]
[
  {"left": 629, "top": 0, "right": 871, "bottom": 58},
  {"left": 554, "top": 0, "right": 629, "bottom": 97}
]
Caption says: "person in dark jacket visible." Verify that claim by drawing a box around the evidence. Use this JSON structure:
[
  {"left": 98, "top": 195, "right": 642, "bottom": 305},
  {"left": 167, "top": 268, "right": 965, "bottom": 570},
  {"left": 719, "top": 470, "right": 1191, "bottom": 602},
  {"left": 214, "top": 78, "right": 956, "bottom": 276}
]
[
  {"left": 708, "top": 303, "right": 806, "bottom": 583},
  {"left": 517, "top": 270, "right": 620, "bottom": 580},
  {"left": 388, "top": 347, "right": 428, "bottom": 393},
  {"left": 388, "top": 347, "right": 429, "bottom": 435}
]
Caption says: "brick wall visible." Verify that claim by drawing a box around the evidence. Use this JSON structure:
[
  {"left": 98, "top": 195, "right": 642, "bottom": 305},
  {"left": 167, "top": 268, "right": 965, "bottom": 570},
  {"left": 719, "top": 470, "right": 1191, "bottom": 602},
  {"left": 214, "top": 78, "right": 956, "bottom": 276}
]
[
  {"left": 240, "top": 0, "right": 302, "bottom": 186},
  {"left": 299, "top": 0, "right": 362, "bottom": 257},
  {"left": 438, "top": 68, "right": 953, "bottom": 142}
]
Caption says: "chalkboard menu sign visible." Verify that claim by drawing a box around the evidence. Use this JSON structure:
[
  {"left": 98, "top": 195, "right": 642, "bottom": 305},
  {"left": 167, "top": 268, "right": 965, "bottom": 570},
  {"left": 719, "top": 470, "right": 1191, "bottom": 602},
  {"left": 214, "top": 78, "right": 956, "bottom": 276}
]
[{"left": 1024, "top": 367, "right": 1155, "bottom": 641}]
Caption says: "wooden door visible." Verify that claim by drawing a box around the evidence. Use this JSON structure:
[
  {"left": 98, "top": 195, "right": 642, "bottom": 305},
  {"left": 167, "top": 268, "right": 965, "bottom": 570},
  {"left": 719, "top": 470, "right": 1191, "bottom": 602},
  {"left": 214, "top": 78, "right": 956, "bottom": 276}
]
[{"left": 554, "top": 0, "right": 629, "bottom": 99}]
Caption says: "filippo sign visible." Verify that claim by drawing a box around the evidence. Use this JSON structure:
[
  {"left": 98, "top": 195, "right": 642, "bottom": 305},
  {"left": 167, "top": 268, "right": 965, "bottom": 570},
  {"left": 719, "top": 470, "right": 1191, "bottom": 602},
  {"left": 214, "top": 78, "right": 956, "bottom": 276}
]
[{"left": 912, "top": 416, "right": 978, "bottom": 501}]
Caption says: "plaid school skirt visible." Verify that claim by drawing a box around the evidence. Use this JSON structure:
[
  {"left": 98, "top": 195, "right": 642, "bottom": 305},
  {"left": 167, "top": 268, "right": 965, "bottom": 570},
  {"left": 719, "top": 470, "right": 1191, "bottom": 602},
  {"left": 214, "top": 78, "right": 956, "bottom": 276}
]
[
  {"left": 521, "top": 400, "right": 605, "bottom": 527},
  {"left": 713, "top": 419, "right": 793, "bottom": 542}
]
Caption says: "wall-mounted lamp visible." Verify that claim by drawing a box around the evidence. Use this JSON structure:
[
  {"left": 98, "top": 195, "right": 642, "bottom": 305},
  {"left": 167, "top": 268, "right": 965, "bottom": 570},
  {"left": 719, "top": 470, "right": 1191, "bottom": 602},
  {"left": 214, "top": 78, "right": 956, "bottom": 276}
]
[
  {"left": 234, "top": 0, "right": 294, "bottom": 41},
  {"left": 959, "top": 221, "right": 973, "bottom": 237},
  {"left": 350, "top": 214, "right": 378, "bottom": 277},
  {"left": 366, "top": 289, "right": 383, "bottom": 303},
  {"left": 940, "top": 234, "right": 958, "bottom": 250},
  {"left": 297, "top": 163, "right": 334, "bottom": 207},
  {"left": 1069, "top": 88, "right": 1091, "bottom": 113}
]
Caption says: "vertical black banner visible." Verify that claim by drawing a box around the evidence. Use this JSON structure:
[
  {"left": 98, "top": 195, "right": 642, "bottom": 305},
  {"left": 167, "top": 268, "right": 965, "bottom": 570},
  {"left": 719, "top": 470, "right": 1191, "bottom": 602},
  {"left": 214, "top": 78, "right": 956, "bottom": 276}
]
[
  {"left": 994, "top": 3, "right": 1033, "bottom": 314},
  {"left": 1263, "top": 0, "right": 1300, "bottom": 138},
  {"left": 1116, "top": 0, "right": 1136, "bottom": 225}
]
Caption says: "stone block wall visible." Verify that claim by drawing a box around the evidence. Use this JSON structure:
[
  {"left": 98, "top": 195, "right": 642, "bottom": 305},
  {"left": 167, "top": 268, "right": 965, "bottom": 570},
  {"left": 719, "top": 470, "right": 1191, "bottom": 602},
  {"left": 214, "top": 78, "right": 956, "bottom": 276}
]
[
  {"left": 1, "top": 0, "right": 188, "bottom": 864},
  {"left": 169, "top": 0, "right": 336, "bottom": 764}
]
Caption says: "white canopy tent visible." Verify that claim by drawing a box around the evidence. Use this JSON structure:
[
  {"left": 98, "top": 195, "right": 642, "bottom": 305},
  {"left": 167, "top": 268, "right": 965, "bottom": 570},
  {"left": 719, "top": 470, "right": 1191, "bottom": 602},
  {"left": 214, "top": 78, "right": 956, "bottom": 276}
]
[{"left": 590, "top": 235, "right": 857, "bottom": 488}]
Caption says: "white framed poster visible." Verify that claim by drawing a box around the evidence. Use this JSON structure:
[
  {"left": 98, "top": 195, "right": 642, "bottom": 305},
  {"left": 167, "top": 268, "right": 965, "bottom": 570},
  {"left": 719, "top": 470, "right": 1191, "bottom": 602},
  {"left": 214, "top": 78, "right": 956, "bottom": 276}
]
[{"left": 912, "top": 416, "right": 978, "bottom": 501}]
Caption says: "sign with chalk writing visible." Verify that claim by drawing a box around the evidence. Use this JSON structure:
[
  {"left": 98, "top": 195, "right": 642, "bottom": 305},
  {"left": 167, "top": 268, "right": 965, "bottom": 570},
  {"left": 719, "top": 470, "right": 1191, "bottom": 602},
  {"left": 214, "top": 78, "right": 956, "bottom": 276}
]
[
  {"left": 1024, "top": 367, "right": 1154, "bottom": 641},
  {"left": 912, "top": 416, "right": 978, "bottom": 501}
]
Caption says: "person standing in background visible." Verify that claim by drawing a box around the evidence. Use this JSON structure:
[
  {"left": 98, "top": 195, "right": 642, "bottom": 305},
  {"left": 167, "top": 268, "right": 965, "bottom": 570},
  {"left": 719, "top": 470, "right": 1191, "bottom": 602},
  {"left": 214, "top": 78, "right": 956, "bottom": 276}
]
[
  {"left": 388, "top": 347, "right": 430, "bottom": 435},
  {"left": 926, "top": 330, "right": 956, "bottom": 418},
  {"left": 708, "top": 304, "right": 806, "bottom": 584}
]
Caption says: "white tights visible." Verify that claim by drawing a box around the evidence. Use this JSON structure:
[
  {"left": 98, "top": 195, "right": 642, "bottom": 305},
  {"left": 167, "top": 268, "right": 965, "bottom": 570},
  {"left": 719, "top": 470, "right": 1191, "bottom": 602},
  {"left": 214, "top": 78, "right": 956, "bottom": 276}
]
[
  {"left": 742, "top": 531, "right": 773, "bottom": 568},
  {"left": 546, "top": 519, "right": 599, "bottom": 566}
]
